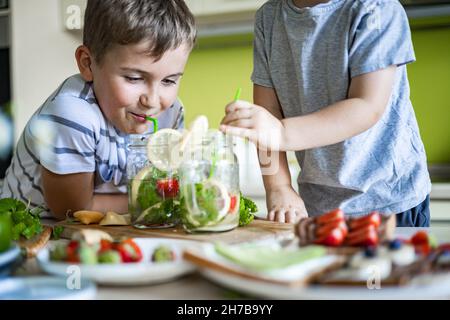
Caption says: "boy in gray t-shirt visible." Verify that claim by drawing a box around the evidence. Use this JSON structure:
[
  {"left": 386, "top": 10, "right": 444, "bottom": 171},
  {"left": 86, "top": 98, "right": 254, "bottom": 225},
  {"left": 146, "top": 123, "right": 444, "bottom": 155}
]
[{"left": 221, "top": 0, "right": 431, "bottom": 226}]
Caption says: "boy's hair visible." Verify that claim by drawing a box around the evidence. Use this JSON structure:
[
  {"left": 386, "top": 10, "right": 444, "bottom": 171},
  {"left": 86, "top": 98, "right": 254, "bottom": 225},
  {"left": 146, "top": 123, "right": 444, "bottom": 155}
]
[{"left": 83, "top": 0, "right": 196, "bottom": 63}]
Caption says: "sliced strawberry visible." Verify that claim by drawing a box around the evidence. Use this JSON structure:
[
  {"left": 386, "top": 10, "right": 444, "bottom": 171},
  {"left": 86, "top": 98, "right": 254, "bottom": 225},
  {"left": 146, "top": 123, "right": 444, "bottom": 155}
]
[
  {"left": 316, "top": 209, "right": 345, "bottom": 225},
  {"left": 346, "top": 224, "right": 379, "bottom": 246},
  {"left": 411, "top": 230, "right": 429, "bottom": 246},
  {"left": 228, "top": 195, "right": 238, "bottom": 214},
  {"left": 348, "top": 212, "right": 381, "bottom": 230},
  {"left": 316, "top": 219, "right": 348, "bottom": 238},
  {"left": 438, "top": 243, "right": 450, "bottom": 252},
  {"left": 415, "top": 243, "right": 431, "bottom": 256},
  {"left": 116, "top": 238, "right": 143, "bottom": 263},
  {"left": 156, "top": 178, "right": 179, "bottom": 198},
  {"left": 314, "top": 227, "right": 346, "bottom": 247}
]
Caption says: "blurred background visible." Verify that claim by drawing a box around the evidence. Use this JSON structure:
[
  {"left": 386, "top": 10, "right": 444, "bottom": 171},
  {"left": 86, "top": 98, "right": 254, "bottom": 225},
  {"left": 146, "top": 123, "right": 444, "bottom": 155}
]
[{"left": 0, "top": 0, "right": 449, "bottom": 222}]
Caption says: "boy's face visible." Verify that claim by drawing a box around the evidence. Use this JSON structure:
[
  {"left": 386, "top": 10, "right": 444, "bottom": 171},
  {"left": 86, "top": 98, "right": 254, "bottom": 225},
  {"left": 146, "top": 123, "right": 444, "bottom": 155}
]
[{"left": 89, "top": 41, "right": 191, "bottom": 134}]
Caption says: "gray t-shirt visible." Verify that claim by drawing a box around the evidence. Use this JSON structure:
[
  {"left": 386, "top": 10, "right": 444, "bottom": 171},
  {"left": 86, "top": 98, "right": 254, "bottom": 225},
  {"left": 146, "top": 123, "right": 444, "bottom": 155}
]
[{"left": 252, "top": 0, "right": 431, "bottom": 216}]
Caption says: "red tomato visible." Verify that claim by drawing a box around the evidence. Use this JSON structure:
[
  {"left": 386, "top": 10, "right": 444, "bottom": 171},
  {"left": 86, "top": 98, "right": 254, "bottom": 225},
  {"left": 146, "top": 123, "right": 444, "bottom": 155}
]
[
  {"left": 66, "top": 240, "right": 80, "bottom": 263},
  {"left": 411, "top": 231, "right": 429, "bottom": 246},
  {"left": 156, "top": 178, "right": 179, "bottom": 198},
  {"left": 228, "top": 195, "right": 238, "bottom": 214},
  {"left": 348, "top": 212, "right": 381, "bottom": 230},
  {"left": 316, "top": 209, "right": 345, "bottom": 225},
  {"left": 314, "top": 227, "right": 346, "bottom": 247},
  {"left": 116, "top": 239, "right": 143, "bottom": 263},
  {"left": 99, "top": 239, "right": 113, "bottom": 252}
]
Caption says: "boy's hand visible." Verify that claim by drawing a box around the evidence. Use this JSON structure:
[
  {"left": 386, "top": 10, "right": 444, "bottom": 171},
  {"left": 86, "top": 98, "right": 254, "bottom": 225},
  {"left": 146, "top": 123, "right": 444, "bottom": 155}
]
[
  {"left": 220, "top": 100, "right": 286, "bottom": 151},
  {"left": 266, "top": 185, "right": 308, "bottom": 223}
]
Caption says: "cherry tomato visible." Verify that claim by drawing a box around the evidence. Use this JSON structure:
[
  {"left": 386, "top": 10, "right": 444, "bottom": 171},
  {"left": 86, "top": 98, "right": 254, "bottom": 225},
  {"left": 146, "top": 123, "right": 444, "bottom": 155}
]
[
  {"left": 228, "top": 195, "right": 238, "bottom": 214},
  {"left": 66, "top": 240, "right": 80, "bottom": 263},
  {"left": 116, "top": 238, "right": 143, "bottom": 263},
  {"left": 99, "top": 239, "right": 113, "bottom": 252},
  {"left": 156, "top": 178, "right": 179, "bottom": 198}
]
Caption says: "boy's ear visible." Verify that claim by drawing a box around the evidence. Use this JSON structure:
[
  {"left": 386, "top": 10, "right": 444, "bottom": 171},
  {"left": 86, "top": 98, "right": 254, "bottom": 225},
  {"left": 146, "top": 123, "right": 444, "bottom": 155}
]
[{"left": 75, "top": 45, "right": 94, "bottom": 82}]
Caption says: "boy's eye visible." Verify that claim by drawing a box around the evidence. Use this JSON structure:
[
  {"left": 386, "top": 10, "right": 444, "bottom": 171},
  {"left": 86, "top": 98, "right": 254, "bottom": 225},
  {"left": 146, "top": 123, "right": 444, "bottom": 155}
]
[
  {"left": 125, "top": 76, "right": 143, "bottom": 82},
  {"left": 162, "top": 79, "right": 177, "bottom": 86}
]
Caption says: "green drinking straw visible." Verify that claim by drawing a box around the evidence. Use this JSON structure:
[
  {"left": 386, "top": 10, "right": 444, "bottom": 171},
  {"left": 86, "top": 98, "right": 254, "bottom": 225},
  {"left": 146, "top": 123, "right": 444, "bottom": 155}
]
[
  {"left": 234, "top": 87, "right": 242, "bottom": 102},
  {"left": 146, "top": 116, "right": 159, "bottom": 133}
]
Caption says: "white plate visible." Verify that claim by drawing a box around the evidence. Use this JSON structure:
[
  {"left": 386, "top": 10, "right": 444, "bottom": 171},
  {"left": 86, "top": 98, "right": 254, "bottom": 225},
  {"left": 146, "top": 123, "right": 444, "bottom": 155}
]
[
  {"left": 0, "top": 276, "right": 97, "bottom": 300},
  {"left": 0, "top": 245, "right": 21, "bottom": 268},
  {"left": 202, "top": 269, "right": 450, "bottom": 300},
  {"left": 0, "top": 245, "right": 21, "bottom": 276},
  {"left": 190, "top": 243, "right": 450, "bottom": 300},
  {"left": 37, "top": 238, "right": 197, "bottom": 286}
]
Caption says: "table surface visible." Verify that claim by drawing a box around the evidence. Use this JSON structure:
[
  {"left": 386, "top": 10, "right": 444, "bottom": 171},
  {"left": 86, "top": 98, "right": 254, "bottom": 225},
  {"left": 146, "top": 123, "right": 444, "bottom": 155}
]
[{"left": 11, "top": 226, "right": 450, "bottom": 300}]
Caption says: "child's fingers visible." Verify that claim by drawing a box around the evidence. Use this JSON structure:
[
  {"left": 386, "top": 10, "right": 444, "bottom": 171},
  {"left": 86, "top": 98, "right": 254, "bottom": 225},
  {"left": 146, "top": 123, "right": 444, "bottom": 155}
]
[
  {"left": 221, "top": 109, "right": 252, "bottom": 125},
  {"left": 267, "top": 210, "right": 275, "bottom": 221},
  {"left": 285, "top": 210, "right": 298, "bottom": 224},
  {"left": 225, "top": 100, "right": 254, "bottom": 114},
  {"left": 220, "top": 125, "right": 256, "bottom": 142},
  {"left": 274, "top": 210, "right": 286, "bottom": 223},
  {"left": 227, "top": 119, "right": 253, "bottom": 129}
]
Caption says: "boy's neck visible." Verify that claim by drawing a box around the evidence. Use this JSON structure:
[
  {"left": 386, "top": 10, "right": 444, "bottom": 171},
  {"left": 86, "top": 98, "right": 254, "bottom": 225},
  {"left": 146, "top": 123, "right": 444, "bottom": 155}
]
[{"left": 292, "top": 0, "right": 330, "bottom": 9}]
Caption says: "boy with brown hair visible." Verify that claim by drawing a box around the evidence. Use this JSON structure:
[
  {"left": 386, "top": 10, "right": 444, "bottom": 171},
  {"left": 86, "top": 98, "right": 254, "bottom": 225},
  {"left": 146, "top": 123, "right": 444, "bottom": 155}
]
[{"left": 1, "top": 0, "right": 196, "bottom": 219}]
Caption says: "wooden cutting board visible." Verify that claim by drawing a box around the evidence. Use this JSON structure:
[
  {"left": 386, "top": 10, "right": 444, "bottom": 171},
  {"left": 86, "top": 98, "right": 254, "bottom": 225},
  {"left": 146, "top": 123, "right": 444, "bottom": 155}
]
[{"left": 54, "top": 219, "right": 295, "bottom": 245}]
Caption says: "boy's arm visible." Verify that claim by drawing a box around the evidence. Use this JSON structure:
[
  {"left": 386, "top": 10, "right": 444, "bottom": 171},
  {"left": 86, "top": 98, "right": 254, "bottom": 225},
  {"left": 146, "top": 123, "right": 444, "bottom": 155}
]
[
  {"left": 41, "top": 167, "right": 128, "bottom": 220},
  {"left": 221, "top": 66, "right": 396, "bottom": 152},
  {"left": 282, "top": 66, "right": 397, "bottom": 151},
  {"left": 253, "top": 85, "right": 308, "bottom": 223}
]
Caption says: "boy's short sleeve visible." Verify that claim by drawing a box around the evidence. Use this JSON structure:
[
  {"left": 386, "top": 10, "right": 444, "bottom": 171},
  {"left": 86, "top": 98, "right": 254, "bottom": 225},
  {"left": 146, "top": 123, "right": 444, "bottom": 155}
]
[
  {"left": 349, "top": 1, "right": 415, "bottom": 78},
  {"left": 251, "top": 9, "right": 274, "bottom": 88},
  {"left": 30, "top": 96, "right": 97, "bottom": 175}
]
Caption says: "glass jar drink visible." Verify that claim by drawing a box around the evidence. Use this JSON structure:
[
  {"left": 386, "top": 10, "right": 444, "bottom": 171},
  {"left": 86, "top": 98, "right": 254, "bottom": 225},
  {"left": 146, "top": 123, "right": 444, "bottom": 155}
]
[
  {"left": 127, "top": 133, "right": 181, "bottom": 229},
  {"left": 180, "top": 131, "right": 240, "bottom": 233}
]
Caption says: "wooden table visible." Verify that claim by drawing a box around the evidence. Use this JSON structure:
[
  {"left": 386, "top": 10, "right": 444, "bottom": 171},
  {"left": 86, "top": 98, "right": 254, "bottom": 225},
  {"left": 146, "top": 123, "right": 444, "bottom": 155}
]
[{"left": 11, "top": 226, "right": 450, "bottom": 300}]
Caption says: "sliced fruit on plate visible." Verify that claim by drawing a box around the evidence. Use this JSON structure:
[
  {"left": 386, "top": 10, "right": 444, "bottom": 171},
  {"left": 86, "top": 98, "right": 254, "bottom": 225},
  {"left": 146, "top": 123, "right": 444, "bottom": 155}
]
[{"left": 146, "top": 129, "right": 183, "bottom": 171}]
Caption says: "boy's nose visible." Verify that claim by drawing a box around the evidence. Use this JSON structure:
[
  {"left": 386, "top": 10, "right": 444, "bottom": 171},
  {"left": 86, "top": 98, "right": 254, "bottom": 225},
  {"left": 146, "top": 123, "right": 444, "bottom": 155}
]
[{"left": 139, "top": 91, "right": 159, "bottom": 110}]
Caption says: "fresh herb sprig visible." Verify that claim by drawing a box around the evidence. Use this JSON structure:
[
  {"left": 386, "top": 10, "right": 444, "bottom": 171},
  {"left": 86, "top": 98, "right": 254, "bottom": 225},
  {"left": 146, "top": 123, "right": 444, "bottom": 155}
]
[
  {"left": 239, "top": 193, "right": 258, "bottom": 227},
  {"left": 0, "top": 198, "right": 43, "bottom": 240}
]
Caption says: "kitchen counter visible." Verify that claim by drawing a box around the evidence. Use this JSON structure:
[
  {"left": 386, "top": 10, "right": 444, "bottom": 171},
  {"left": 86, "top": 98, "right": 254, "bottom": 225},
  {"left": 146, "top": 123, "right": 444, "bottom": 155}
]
[{"left": 10, "top": 226, "right": 450, "bottom": 300}]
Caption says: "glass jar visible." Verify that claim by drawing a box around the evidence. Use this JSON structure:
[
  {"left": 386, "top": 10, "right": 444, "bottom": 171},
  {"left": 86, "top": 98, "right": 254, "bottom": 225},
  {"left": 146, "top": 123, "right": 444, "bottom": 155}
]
[
  {"left": 180, "top": 131, "right": 240, "bottom": 233},
  {"left": 127, "top": 134, "right": 181, "bottom": 229}
]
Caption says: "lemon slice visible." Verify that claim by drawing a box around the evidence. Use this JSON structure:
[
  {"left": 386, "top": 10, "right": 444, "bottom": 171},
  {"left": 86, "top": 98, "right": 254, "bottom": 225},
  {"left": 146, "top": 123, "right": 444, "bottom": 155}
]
[
  {"left": 179, "top": 115, "right": 209, "bottom": 151},
  {"left": 184, "top": 179, "right": 231, "bottom": 227},
  {"left": 146, "top": 129, "right": 183, "bottom": 171},
  {"left": 130, "top": 166, "right": 153, "bottom": 207}
]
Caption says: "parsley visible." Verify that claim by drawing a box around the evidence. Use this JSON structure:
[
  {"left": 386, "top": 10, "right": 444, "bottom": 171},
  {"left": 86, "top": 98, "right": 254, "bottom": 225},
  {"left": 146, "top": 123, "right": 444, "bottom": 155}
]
[
  {"left": 0, "top": 198, "right": 43, "bottom": 240},
  {"left": 52, "top": 226, "right": 65, "bottom": 240},
  {"left": 239, "top": 194, "right": 258, "bottom": 227}
]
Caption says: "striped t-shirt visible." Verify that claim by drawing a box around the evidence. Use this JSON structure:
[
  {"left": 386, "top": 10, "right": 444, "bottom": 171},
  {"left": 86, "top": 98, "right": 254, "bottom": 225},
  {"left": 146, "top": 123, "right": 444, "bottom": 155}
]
[{"left": 0, "top": 74, "right": 184, "bottom": 217}]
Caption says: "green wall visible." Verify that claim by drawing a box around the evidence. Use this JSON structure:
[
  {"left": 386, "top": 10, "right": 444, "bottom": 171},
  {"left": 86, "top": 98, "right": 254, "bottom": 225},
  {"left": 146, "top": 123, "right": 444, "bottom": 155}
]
[{"left": 179, "top": 26, "right": 450, "bottom": 165}]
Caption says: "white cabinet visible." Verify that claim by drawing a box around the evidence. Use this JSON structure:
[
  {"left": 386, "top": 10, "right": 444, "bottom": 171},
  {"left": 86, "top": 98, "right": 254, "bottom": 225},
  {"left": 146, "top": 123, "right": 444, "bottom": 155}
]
[
  {"left": 185, "top": 0, "right": 266, "bottom": 16},
  {"left": 60, "top": 0, "right": 262, "bottom": 35}
]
